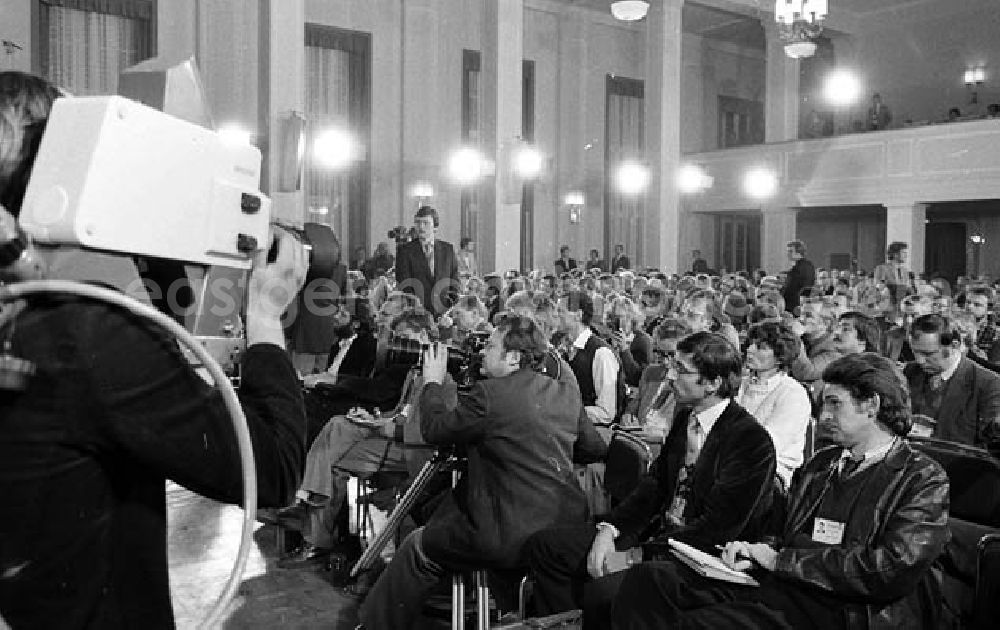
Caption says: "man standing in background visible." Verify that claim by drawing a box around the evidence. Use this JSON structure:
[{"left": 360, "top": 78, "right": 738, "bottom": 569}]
[{"left": 395, "top": 205, "right": 460, "bottom": 317}]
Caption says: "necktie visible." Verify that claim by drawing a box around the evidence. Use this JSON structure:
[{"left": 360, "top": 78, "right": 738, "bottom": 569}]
[
  {"left": 929, "top": 374, "right": 943, "bottom": 392},
  {"left": 424, "top": 242, "right": 434, "bottom": 274},
  {"left": 666, "top": 416, "right": 703, "bottom": 524}
]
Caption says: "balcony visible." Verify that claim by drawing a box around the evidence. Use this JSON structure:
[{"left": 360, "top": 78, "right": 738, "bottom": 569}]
[{"left": 682, "top": 118, "right": 1000, "bottom": 211}]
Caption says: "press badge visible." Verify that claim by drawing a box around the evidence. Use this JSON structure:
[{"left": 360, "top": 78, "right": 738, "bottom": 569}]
[{"left": 812, "top": 518, "right": 845, "bottom": 545}]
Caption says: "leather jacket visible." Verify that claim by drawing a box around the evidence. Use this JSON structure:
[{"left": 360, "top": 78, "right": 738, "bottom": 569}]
[{"left": 774, "top": 440, "right": 950, "bottom": 629}]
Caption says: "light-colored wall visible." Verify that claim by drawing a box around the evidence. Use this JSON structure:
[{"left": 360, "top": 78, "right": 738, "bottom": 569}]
[
  {"left": 836, "top": 4, "right": 1000, "bottom": 126},
  {"left": 0, "top": 0, "right": 32, "bottom": 72},
  {"left": 796, "top": 210, "right": 886, "bottom": 273}
]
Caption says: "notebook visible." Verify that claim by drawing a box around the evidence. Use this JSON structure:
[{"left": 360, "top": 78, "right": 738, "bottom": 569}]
[{"left": 667, "top": 538, "right": 760, "bottom": 587}]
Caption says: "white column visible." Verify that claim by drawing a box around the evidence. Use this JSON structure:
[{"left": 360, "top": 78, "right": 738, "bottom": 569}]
[
  {"left": 885, "top": 202, "right": 926, "bottom": 277},
  {"left": 646, "top": 0, "right": 683, "bottom": 273},
  {"left": 763, "top": 22, "right": 800, "bottom": 142},
  {"left": 554, "top": 7, "right": 587, "bottom": 265},
  {"left": 761, "top": 207, "right": 798, "bottom": 275},
  {"left": 400, "top": 0, "right": 441, "bottom": 232},
  {"left": 480, "top": 0, "right": 524, "bottom": 274},
  {"left": 261, "top": 0, "right": 304, "bottom": 223}
]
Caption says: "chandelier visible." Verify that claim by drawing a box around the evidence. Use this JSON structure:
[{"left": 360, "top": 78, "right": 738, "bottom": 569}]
[
  {"left": 774, "top": 0, "right": 827, "bottom": 59},
  {"left": 611, "top": 1, "right": 649, "bottom": 22}
]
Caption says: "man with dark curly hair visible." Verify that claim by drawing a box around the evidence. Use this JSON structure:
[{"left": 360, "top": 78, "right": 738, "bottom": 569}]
[{"left": 610, "top": 352, "right": 950, "bottom": 630}]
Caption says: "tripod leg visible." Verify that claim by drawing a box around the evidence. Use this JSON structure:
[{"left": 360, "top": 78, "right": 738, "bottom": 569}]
[{"left": 350, "top": 454, "right": 451, "bottom": 577}]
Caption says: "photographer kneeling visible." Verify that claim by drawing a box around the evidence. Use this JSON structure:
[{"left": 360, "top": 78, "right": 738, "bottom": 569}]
[
  {"left": 358, "top": 315, "right": 590, "bottom": 629},
  {"left": 0, "top": 71, "right": 308, "bottom": 629}
]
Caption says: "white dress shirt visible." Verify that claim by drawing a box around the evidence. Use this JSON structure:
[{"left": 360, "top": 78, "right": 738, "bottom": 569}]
[{"left": 573, "top": 327, "right": 620, "bottom": 424}]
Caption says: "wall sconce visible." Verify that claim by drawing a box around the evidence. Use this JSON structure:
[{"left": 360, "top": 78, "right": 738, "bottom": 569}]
[
  {"left": 964, "top": 67, "right": 986, "bottom": 104},
  {"left": 564, "top": 191, "right": 584, "bottom": 224},
  {"left": 411, "top": 181, "right": 434, "bottom": 209}
]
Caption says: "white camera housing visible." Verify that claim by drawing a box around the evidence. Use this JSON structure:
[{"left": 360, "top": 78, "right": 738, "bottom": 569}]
[{"left": 20, "top": 95, "right": 269, "bottom": 268}]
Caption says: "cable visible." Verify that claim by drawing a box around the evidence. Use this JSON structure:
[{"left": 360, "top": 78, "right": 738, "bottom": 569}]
[{"left": 0, "top": 280, "right": 255, "bottom": 629}]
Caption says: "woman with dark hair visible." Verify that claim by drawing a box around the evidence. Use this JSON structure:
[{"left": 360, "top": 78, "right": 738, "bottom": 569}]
[
  {"left": 611, "top": 352, "right": 950, "bottom": 630},
  {"left": 737, "top": 322, "right": 811, "bottom": 488}
]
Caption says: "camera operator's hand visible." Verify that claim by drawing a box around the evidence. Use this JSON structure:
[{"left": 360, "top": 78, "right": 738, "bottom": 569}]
[
  {"left": 422, "top": 342, "right": 449, "bottom": 385},
  {"left": 246, "top": 226, "right": 308, "bottom": 349}
]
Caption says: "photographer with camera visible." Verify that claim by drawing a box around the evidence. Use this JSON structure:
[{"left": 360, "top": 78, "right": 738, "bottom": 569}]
[
  {"left": 0, "top": 71, "right": 308, "bottom": 629},
  {"left": 394, "top": 205, "right": 460, "bottom": 317},
  {"left": 279, "top": 309, "right": 438, "bottom": 573},
  {"left": 358, "top": 315, "right": 590, "bottom": 629}
]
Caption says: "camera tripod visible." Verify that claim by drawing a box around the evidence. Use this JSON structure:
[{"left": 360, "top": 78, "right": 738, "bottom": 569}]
[{"left": 350, "top": 448, "right": 459, "bottom": 577}]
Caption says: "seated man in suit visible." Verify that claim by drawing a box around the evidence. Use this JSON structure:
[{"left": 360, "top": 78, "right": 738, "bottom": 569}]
[
  {"left": 610, "top": 352, "right": 949, "bottom": 630},
  {"left": 394, "top": 205, "right": 460, "bottom": 317},
  {"left": 301, "top": 297, "right": 378, "bottom": 388},
  {"left": 358, "top": 316, "right": 590, "bottom": 629},
  {"left": 906, "top": 313, "right": 1000, "bottom": 454},
  {"left": 523, "top": 332, "right": 777, "bottom": 619},
  {"left": 279, "top": 309, "right": 437, "bottom": 568},
  {"left": 555, "top": 244, "right": 578, "bottom": 275}
]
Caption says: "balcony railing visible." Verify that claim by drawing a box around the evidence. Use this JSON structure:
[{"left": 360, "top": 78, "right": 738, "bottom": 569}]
[{"left": 683, "top": 118, "right": 1000, "bottom": 210}]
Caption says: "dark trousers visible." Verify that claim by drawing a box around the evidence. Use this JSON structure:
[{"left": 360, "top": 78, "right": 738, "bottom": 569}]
[
  {"left": 359, "top": 527, "right": 444, "bottom": 629},
  {"left": 523, "top": 524, "right": 599, "bottom": 616},
  {"left": 611, "top": 560, "right": 843, "bottom": 630}
]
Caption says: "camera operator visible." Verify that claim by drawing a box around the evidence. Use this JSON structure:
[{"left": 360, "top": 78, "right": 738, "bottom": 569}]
[
  {"left": 0, "top": 71, "right": 308, "bottom": 629},
  {"left": 358, "top": 315, "right": 590, "bottom": 629}
]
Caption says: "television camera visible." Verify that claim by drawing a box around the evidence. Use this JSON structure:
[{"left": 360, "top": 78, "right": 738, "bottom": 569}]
[{"left": 385, "top": 329, "right": 489, "bottom": 390}]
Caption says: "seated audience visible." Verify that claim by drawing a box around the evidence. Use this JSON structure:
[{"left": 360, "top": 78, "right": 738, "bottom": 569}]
[
  {"left": 790, "top": 300, "right": 839, "bottom": 384},
  {"left": 358, "top": 316, "right": 590, "bottom": 628},
  {"left": 737, "top": 322, "right": 811, "bottom": 489},
  {"left": 524, "top": 332, "right": 777, "bottom": 619},
  {"left": 280, "top": 310, "right": 437, "bottom": 568},
  {"left": 301, "top": 297, "right": 377, "bottom": 388},
  {"left": 606, "top": 294, "right": 652, "bottom": 387},
  {"left": 905, "top": 313, "right": 1000, "bottom": 454},
  {"left": 609, "top": 353, "right": 950, "bottom": 630},
  {"left": 621, "top": 318, "right": 690, "bottom": 442}
]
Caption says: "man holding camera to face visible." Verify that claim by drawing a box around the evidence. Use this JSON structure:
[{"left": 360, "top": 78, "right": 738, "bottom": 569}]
[
  {"left": 357, "top": 315, "right": 589, "bottom": 629},
  {"left": 0, "top": 71, "right": 308, "bottom": 628}
]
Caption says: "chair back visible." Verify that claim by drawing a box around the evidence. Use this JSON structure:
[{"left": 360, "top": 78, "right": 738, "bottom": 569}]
[
  {"left": 910, "top": 436, "right": 1000, "bottom": 527},
  {"left": 604, "top": 428, "right": 653, "bottom": 504}
]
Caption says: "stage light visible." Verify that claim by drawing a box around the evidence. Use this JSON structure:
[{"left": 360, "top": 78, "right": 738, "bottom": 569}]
[
  {"left": 824, "top": 69, "right": 861, "bottom": 107},
  {"left": 743, "top": 168, "right": 778, "bottom": 200},
  {"left": 677, "top": 164, "right": 713, "bottom": 194},
  {"left": 514, "top": 145, "right": 544, "bottom": 179},
  {"left": 217, "top": 123, "right": 252, "bottom": 146},
  {"left": 564, "top": 191, "right": 585, "bottom": 206},
  {"left": 616, "top": 161, "right": 650, "bottom": 195},
  {"left": 313, "top": 128, "right": 356, "bottom": 170},
  {"left": 449, "top": 147, "right": 486, "bottom": 185}
]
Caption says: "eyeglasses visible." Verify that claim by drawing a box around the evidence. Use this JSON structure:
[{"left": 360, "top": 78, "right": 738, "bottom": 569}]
[{"left": 681, "top": 309, "right": 707, "bottom": 320}]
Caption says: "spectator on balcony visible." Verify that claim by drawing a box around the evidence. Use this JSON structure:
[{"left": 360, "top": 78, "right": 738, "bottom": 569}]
[{"left": 868, "top": 93, "right": 892, "bottom": 131}]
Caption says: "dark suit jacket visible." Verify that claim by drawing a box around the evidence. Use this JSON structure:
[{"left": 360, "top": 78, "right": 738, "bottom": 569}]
[
  {"left": 610, "top": 255, "right": 630, "bottom": 272},
  {"left": 905, "top": 357, "right": 1000, "bottom": 454},
  {"left": 782, "top": 258, "right": 815, "bottom": 312},
  {"left": 395, "top": 238, "right": 460, "bottom": 316},
  {"left": 554, "top": 257, "right": 578, "bottom": 275},
  {"left": 607, "top": 400, "right": 777, "bottom": 552},
  {"left": 418, "top": 366, "right": 589, "bottom": 569}
]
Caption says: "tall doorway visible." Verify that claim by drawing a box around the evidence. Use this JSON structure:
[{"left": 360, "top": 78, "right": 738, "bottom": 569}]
[{"left": 925, "top": 222, "right": 967, "bottom": 286}]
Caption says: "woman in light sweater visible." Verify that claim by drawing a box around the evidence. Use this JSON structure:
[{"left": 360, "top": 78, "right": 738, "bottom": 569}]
[{"left": 737, "top": 321, "right": 812, "bottom": 490}]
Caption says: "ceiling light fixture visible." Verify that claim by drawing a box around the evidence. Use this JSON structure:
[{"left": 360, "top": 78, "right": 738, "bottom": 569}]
[
  {"left": 775, "top": 0, "right": 827, "bottom": 59},
  {"left": 611, "top": 1, "right": 649, "bottom": 22}
]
